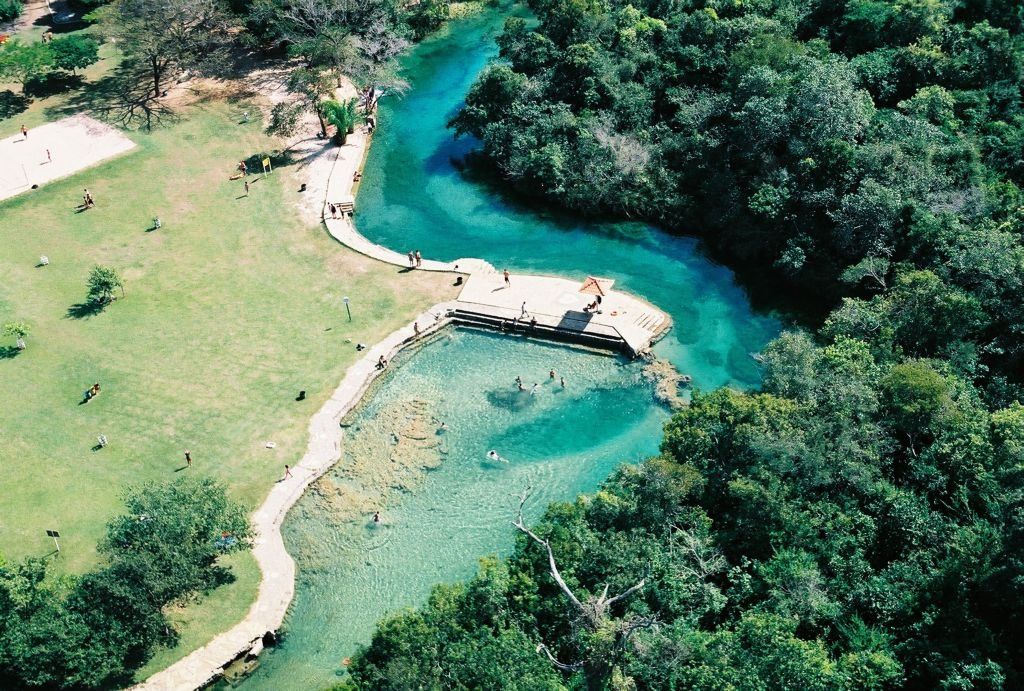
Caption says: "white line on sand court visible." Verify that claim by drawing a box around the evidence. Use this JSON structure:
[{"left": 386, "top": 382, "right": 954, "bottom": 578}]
[{"left": 0, "top": 114, "right": 136, "bottom": 202}]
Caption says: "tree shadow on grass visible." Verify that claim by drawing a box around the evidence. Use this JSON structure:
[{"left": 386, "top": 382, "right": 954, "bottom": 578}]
[
  {"left": 66, "top": 301, "right": 105, "bottom": 320},
  {"left": 0, "top": 90, "right": 30, "bottom": 120},
  {"left": 25, "top": 73, "right": 85, "bottom": 99},
  {"left": 44, "top": 65, "right": 178, "bottom": 131},
  {"left": 0, "top": 346, "right": 22, "bottom": 360}
]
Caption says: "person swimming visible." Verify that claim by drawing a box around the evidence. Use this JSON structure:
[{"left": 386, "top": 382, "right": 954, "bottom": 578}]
[
  {"left": 487, "top": 450, "right": 508, "bottom": 463},
  {"left": 531, "top": 383, "right": 539, "bottom": 395},
  {"left": 373, "top": 511, "right": 381, "bottom": 524},
  {"left": 515, "top": 376, "right": 524, "bottom": 391}
]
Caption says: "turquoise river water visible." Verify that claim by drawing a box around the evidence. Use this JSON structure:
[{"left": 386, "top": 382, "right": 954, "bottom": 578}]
[{"left": 241, "top": 6, "right": 780, "bottom": 688}]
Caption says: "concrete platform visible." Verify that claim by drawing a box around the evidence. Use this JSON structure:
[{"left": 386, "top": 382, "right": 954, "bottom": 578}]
[{"left": 455, "top": 271, "right": 668, "bottom": 355}]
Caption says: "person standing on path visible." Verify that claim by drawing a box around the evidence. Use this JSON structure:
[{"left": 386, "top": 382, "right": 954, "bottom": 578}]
[
  {"left": 414, "top": 250, "right": 422, "bottom": 268},
  {"left": 414, "top": 321, "right": 420, "bottom": 335},
  {"left": 408, "top": 251, "right": 415, "bottom": 268},
  {"left": 185, "top": 449, "right": 192, "bottom": 468},
  {"left": 21, "top": 125, "right": 28, "bottom": 140},
  {"left": 503, "top": 269, "right": 510, "bottom": 287},
  {"left": 284, "top": 464, "right": 293, "bottom": 479},
  {"left": 521, "top": 301, "right": 528, "bottom": 318},
  {"left": 46, "top": 149, "right": 52, "bottom": 163}
]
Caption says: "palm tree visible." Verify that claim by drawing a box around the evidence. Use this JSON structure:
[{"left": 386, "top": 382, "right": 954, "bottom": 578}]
[{"left": 321, "top": 98, "right": 360, "bottom": 144}]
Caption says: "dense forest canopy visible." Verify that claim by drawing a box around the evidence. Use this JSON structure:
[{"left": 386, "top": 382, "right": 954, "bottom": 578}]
[
  {"left": 345, "top": 1, "right": 1024, "bottom": 689},
  {"left": 452, "top": 0, "right": 1024, "bottom": 372}
]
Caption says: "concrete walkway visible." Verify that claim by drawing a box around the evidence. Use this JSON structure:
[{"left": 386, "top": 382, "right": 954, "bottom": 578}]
[{"left": 139, "top": 110, "right": 670, "bottom": 690}]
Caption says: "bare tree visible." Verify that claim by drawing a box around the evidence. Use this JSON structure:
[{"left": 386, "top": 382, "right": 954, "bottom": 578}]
[
  {"left": 512, "top": 488, "right": 656, "bottom": 690},
  {"left": 286, "top": 67, "right": 334, "bottom": 137},
  {"left": 100, "top": 0, "right": 232, "bottom": 99}
]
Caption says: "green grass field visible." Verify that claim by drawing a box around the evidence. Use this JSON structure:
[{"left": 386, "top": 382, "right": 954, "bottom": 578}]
[{"left": 0, "top": 82, "right": 455, "bottom": 674}]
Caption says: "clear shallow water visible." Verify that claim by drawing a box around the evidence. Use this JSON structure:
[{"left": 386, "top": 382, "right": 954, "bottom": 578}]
[
  {"left": 243, "top": 330, "right": 665, "bottom": 688},
  {"left": 241, "top": 8, "right": 780, "bottom": 689}
]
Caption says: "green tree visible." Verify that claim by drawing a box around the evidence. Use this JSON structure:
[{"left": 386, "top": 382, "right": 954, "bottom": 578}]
[
  {"left": 49, "top": 35, "right": 101, "bottom": 75},
  {"left": 101, "top": 477, "right": 252, "bottom": 603},
  {"left": 880, "top": 359, "right": 949, "bottom": 436},
  {"left": 264, "top": 101, "right": 305, "bottom": 140},
  {"left": 0, "top": 0, "right": 22, "bottom": 21},
  {"left": 0, "top": 39, "right": 53, "bottom": 93},
  {"left": 86, "top": 265, "right": 124, "bottom": 306},
  {"left": 2, "top": 320, "right": 29, "bottom": 349},
  {"left": 321, "top": 97, "right": 359, "bottom": 144}
]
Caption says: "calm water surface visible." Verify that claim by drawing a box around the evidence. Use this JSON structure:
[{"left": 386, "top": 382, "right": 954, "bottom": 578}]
[{"left": 241, "top": 7, "right": 779, "bottom": 688}]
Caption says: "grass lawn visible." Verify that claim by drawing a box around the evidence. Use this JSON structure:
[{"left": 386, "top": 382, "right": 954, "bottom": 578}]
[{"left": 0, "top": 86, "right": 456, "bottom": 673}]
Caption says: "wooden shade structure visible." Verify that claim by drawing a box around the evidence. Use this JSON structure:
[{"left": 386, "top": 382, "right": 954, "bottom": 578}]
[{"left": 579, "top": 276, "right": 615, "bottom": 297}]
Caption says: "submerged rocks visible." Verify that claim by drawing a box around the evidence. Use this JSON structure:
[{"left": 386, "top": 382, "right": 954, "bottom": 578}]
[
  {"left": 311, "top": 398, "right": 447, "bottom": 527},
  {"left": 642, "top": 357, "right": 691, "bottom": 409}
]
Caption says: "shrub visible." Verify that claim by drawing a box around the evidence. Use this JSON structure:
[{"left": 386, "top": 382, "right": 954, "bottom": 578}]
[{"left": 0, "top": 0, "right": 22, "bottom": 22}]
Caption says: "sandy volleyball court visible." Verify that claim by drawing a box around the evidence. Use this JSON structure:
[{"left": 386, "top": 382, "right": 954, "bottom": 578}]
[{"left": 0, "top": 114, "right": 136, "bottom": 202}]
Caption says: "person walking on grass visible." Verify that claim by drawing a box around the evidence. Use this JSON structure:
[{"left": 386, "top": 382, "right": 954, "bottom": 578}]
[
  {"left": 503, "top": 269, "right": 510, "bottom": 287},
  {"left": 185, "top": 449, "right": 192, "bottom": 468},
  {"left": 244, "top": 180, "right": 250, "bottom": 196}
]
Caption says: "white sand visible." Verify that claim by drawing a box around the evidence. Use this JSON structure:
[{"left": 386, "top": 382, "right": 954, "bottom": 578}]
[{"left": 0, "top": 114, "right": 136, "bottom": 202}]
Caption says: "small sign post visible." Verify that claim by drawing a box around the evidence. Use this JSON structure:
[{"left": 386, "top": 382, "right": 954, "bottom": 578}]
[
  {"left": 262, "top": 157, "right": 272, "bottom": 178},
  {"left": 46, "top": 529, "right": 60, "bottom": 553},
  {"left": 343, "top": 296, "right": 352, "bottom": 322}
]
